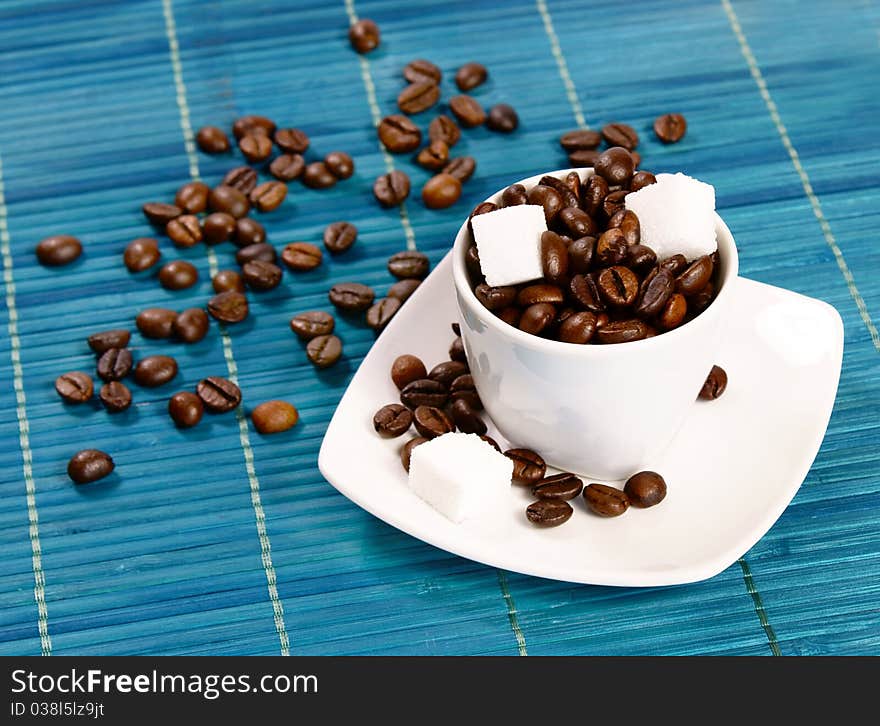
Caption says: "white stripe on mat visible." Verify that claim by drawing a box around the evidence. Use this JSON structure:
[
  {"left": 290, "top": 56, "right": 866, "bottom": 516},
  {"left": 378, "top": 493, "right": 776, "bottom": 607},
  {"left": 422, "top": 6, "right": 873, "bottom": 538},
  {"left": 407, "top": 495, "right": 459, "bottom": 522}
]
[{"left": 536, "top": 0, "right": 589, "bottom": 129}]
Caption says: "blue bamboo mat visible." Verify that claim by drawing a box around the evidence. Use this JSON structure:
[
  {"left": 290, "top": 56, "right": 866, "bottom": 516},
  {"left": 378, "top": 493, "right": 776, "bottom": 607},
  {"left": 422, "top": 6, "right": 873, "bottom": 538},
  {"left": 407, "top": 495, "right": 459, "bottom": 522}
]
[{"left": 0, "top": 0, "right": 878, "bottom": 656}]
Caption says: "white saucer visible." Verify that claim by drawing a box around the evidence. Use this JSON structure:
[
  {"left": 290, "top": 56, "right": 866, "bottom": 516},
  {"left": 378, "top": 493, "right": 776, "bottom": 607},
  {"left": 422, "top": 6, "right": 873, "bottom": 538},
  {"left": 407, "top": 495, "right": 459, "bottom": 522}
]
[{"left": 318, "top": 252, "right": 843, "bottom": 586}]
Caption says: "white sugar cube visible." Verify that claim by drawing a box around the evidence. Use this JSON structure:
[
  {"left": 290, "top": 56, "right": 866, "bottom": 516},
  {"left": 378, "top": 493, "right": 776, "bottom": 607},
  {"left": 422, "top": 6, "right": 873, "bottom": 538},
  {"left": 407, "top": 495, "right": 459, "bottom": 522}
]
[
  {"left": 408, "top": 433, "right": 513, "bottom": 523},
  {"left": 625, "top": 172, "right": 718, "bottom": 260},
  {"left": 471, "top": 204, "right": 546, "bottom": 287}
]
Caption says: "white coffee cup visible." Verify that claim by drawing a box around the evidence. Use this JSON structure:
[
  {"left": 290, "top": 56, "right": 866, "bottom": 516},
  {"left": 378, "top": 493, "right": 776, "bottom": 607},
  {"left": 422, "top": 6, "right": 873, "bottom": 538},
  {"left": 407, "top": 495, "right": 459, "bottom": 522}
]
[{"left": 452, "top": 168, "right": 739, "bottom": 480}]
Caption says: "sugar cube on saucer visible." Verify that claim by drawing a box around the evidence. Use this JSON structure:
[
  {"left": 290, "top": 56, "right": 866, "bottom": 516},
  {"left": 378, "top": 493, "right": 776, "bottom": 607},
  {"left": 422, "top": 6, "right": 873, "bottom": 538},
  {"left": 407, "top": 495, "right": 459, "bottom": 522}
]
[
  {"left": 471, "top": 204, "right": 546, "bottom": 286},
  {"left": 408, "top": 433, "right": 513, "bottom": 523},
  {"left": 624, "top": 172, "right": 717, "bottom": 260}
]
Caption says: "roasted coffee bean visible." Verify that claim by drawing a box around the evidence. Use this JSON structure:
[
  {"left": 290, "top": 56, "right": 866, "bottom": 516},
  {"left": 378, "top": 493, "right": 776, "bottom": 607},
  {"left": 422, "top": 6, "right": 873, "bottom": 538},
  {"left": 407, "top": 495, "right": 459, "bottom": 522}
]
[
  {"left": 469, "top": 202, "right": 497, "bottom": 228},
  {"left": 239, "top": 133, "right": 273, "bottom": 163},
  {"left": 196, "top": 125, "right": 230, "bottom": 153},
  {"left": 329, "top": 282, "right": 375, "bottom": 311},
  {"left": 596, "top": 319, "right": 649, "bottom": 344},
  {"left": 659, "top": 292, "right": 687, "bottom": 329},
  {"left": 533, "top": 473, "right": 583, "bottom": 501},
  {"left": 249, "top": 181, "right": 287, "bottom": 212},
  {"left": 302, "top": 161, "right": 337, "bottom": 189},
  {"left": 388, "top": 278, "right": 421, "bottom": 302},
  {"left": 595, "top": 147, "right": 635, "bottom": 186},
  {"left": 634, "top": 267, "right": 672, "bottom": 315},
  {"left": 630, "top": 170, "right": 657, "bottom": 192},
  {"left": 519, "top": 303, "right": 556, "bottom": 335},
  {"left": 208, "top": 291, "right": 249, "bottom": 323},
  {"left": 624, "top": 471, "right": 667, "bottom": 507},
  {"left": 232, "top": 115, "right": 276, "bottom": 140},
  {"left": 136, "top": 308, "right": 177, "bottom": 339},
  {"left": 584, "top": 483, "right": 630, "bottom": 516},
  {"left": 416, "top": 140, "right": 449, "bottom": 171},
  {"left": 322, "top": 222, "right": 358, "bottom": 255},
  {"left": 349, "top": 17, "right": 380, "bottom": 53},
  {"left": 569, "top": 273, "right": 606, "bottom": 312},
  {"left": 568, "top": 149, "right": 600, "bottom": 167},
  {"left": 443, "top": 156, "right": 476, "bottom": 183},
  {"left": 35, "top": 235, "right": 82, "bottom": 266},
  {"left": 158, "top": 260, "right": 198, "bottom": 290},
  {"left": 400, "top": 378, "right": 447, "bottom": 409},
  {"left": 598, "top": 265, "right": 638, "bottom": 307},
  {"left": 391, "top": 354, "right": 427, "bottom": 390},
  {"left": 99, "top": 381, "right": 132, "bottom": 413},
  {"left": 626, "top": 244, "right": 657, "bottom": 274},
  {"left": 568, "top": 236, "right": 595, "bottom": 274},
  {"left": 428, "top": 360, "right": 468, "bottom": 388},
  {"left": 497, "top": 306, "right": 521, "bottom": 326},
  {"left": 422, "top": 173, "right": 462, "bottom": 209},
  {"left": 400, "top": 437, "right": 428, "bottom": 472},
  {"left": 197, "top": 376, "right": 241, "bottom": 412},
  {"left": 134, "top": 355, "right": 178, "bottom": 387},
  {"left": 541, "top": 231, "right": 569, "bottom": 284},
  {"left": 539, "top": 176, "right": 580, "bottom": 209},
  {"left": 607, "top": 209, "right": 640, "bottom": 246},
  {"left": 202, "top": 213, "right": 237, "bottom": 245},
  {"left": 123, "top": 237, "right": 160, "bottom": 272},
  {"left": 366, "top": 297, "right": 401, "bottom": 331},
  {"left": 175, "top": 181, "right": 210, "bottom": 214},
  {"left": 282, "top": 242, "right": 323, "bottom": 270},
  {"left": 373, "top": 170, "right": 411, "bottom": 206},
  {"left": 429, "top": 115, "right": 460, "bottom": 147},
  {"left": 209, "top": 185, "right": 250, "bottom": 218},
  {"left": 398, "top": 81, "right": 440, "bottom": 114},
  {"left": 233, "top": 217, "right": 266, "bottom": 248},
  {"left": 449, "top": 372, "right": 478, "bottom": 400},
  {"left": 501, "top": 184, "right": 528, "bottom": 206},
  {"left": 88, "top": 329, "right": 130, "bottom": 354},
  {"left": 565, "top": 171, "right": 583, "bottom": 202},
  {"left": 526, "top": 499, "right": 573, "bottom": 526},
  {"left": 413, "top": 405, "right": 455, "bottom": 439},
  {"left": 699, "top": 365, "right": 728, "bottom": 400},
  {"left": 558, "top": 311, "right": 597, "bottom": 344},
  {"left": 602, "top": 122, "right": 639, "bottom": 150},
  {"left": 557, "top": 207, "right": 596, "bottom": 238},
  {"left": 602, "top": 190, "right": 628, "bottom": 219},
  {"left": 97, "top": 348, "right": 132, "bottom": 382},
  {"left": 404, "top": 58, "right": 441, "bottom": 84},
  {"left": 173, "top": 307, "right": 210, "bottom": 343},
  {"left": 518, "top": 284, "right": 564, "bottom": 306},
  {"left": 388, "top": 250, "right": 429, "bottom": 280},
  {"left": 486, "top": 104, "right": 518, "bottom": 133},
  {"left": 235, "top": 243, "right": 276, "bottom": 266},
  {"left": 450, "top": 398, "right": 486, "bottom": 435},
  {"left": 325, "top": 151, "right": 354, "bottom": 179},
  {"left": 527, "top": 185, "right": 564, "bottom": 225},
  {"left": 455, "top": 62, "right": 487, "bottom": 91},
  {"left": 168, "top": 391, "right": 203, "bottom": 428},
  {"left": 474, "top": 283, "right": 517, "bottom": 311},
  {"left": 270, "top": 153, "right": 305, "bottom": 181},
  {"left": 373, "top": 403, "right": 413, "bottom": 437},
  {"left": 505, "top": 448, "right": 547, "bottom": 485},
  {"left": 212, "top": 269, "right": 245, "bottom": 293},
  {"left": 659, "top": 254, "right": 688, "bottom": 276},
  {"left": 243, "top": 260, "right": 283, "bottom": 291},
  {"left": 676, "top": 255, "right": 714, "bottom": 295},
  {"left": 595, "top": 312, "right": 610, "bottom": 329},
  {"left": 465, "top": 245, "right": 483, "bottom": 281},
  {"left": 560, "top": 129, "right": 602, "bottom": 152},
  {"left": 251, "top": 401, "right": 299, "bottom": 434},
  {"left": 142, "top": 202, "right": 181, "bottom": 226},
  {"left": 654, "top": 113, "right": 687, "bottom": 143},
  {"left": 306, "top": 334, "right": 343, "bottom": 368},
  {"left": 222, "top": 166, "right": 259, "bottom": 194},
  {"left": 274, "top": 128, "right": 310, "bottom": 153},
  {"left": 166, "top": 214, "right": 202, "bottom": 248},
  {"left": 378, "top": 115, "right": 422, "bottom": 153},
  {"left": 583, "top": 175, "right": 608, "bottom": 216},
  {"left": 449, "top": 336, "right": 468, "bottom": 364},
  {"left": 67, "top": 449, "right": 114, "bottom": 484},
  {"left": 290, "top": 311, "right": 335, "bottom": 340},
  {"left": 449, "top": 95, "right": 485, "bottom": 127},
  {"left": 55, "top": 371, "right": 93, "bottom": 403}
]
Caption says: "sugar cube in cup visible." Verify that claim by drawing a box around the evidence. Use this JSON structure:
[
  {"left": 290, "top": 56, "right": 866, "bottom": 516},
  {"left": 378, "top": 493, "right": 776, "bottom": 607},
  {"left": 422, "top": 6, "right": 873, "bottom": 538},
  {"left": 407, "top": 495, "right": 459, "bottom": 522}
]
[
  {"left": 471, "top": 204, "right": 546, "bottom": 286},
  {"left": 625, "top": 172, "right": 717, "bottom": 260},
  {"left": 408, "top": 433, "right": 513, "bottom": 523}
]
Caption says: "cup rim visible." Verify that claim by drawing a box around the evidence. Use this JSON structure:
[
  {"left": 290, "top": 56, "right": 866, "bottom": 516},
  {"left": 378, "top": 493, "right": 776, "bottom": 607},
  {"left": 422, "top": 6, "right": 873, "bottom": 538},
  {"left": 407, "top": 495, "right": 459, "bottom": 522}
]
[{"left": 452, "top": 168, "right": 739, "bottom": 357}]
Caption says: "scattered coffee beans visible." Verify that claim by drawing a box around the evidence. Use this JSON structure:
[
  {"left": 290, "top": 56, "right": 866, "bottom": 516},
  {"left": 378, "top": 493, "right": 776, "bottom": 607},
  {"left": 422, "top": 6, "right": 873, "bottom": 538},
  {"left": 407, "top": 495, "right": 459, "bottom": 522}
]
[
  {"left": 249, "top": 181, "right": 287, "bottom": 212},
  {"left": 197, "top": 376, "right": 241, "bottom": 412},
  {"left": 233, "top": 217, "right": 266, "bottom": 249},
  {"left": 306, "top": 334, "right": 343, "bottom": 368},
  {"left": 349, "top": 18, "right": 380, "bottom": 53},
  {"left": 329, "top": 282, "right": 375, "bottom": 311},
  {"left": 97, "top": 348, "right": 133, "bottom": 382},
  {"left": 134, "top": 355, "right": 178, "bottom": 387},
  {"left": 387, "top": 251, "right": 429, "bottom": 279},
  {"left": 274, "top": 128, "right": 309, "bottom": 153},
  {"left": 400, "top": 379, "right": 447, "bottom": 409},
  {"left": 416, "top": 140, "right": 449, "bottom": 171},
  {"left": 222, "top": 166, "right": 259, "bottom": 194},
  {"left": 413, "top": 405, "right": 455, "bottom": 439},
  {"left": 422, "top": 173, "right": 461, "bottom": 209},
  {"left": 208, "top": 291, "right": 249, "bottom": 323},
  {"left": 455, "top": 62, "right": 487, "bottom": 91},
  {"left": 88, "top": 329, "right": 130, "bottom": 354},
  {"left": 532, "top": 473, "right": 583, "bottom": 501},
  {"left": 583, "top": 483, "right": 630, "bottom": 517},
  {"left": 505, "top": 448, "right": 546, "bottom": 484},
  {"left": 196, "top": 126, "right": 230, "bottom": 153},
  {"left": 378, "top": 115, "right": 422, "bottom": 153},
  {"left": 209, "top": 185, "right": 250, "bottom": 218},
  {"left": 136, "top": 308, "right": 177, "bottom": 339},
  {"left": 233, "top": 115, "right": 276, "bottom": 140},
  {"left": 601, "top": 122, "right": 639, "bottom": 150},
  {"left": 391, "top": 354, "right": 427, "bottom": 390},
  {"left": 143, "top": 202, "right": 181, "bottom": 226},
  {"left": 699, "top": 365, "right": 728, "bottom": 400},
  {"left": 242, "top": 260, "right": 283, "bottom": 291},
  {"left": 202, "top": 213, "right": 237, "bottom": 245},
  {"left": 212, "top": 269, "right": 245, "bottom": 294},
  {"left": 526, "top": 499, "right": 573, "bottom": 526},
  {"left": 99, "top": 381, "right": 132, "bottom": 413},
  {"left": 270, "top": 153, "right": 305, "bottom": 181},
  {"left": 239, "top": 133, "right": 273, "bottom": 163},
  {"left": 302, "top": 162, "right": 337, "bottom": 189},
  {"left": 654, "top": 113, "right": 687, "bottom": 143},
  {"left": 175, "top": 182, "right": 210, "bottom": 214},
  {"left": 252, "top": 401, "right": 299, "bottom": 434},
  {"left": 400, "top": 437, "right": 428, "bottom": 472},
  {"left": 36, "top": 235, "right": 82, "bottom": 266},
  {"left": 168, "top": 391, "right": 204, "bottom": 428},
  {"left": 388, "top": 278, "right": 421, "bottom": 301},
  {"left": 282, "top": 242, "right": 323, "bottom": 271},
  {"left": 56, "top": 371, "right": 94, "bottom": 403},
  {"left": 624, "top": 471, "right": 667, "bottom": 508},
  {"left": 236, "top": 242, "right": 276, "bottom": 266},
  {"left": 173, "top": 308, "right": 210, "bottom": 343},
  {"left": 374, "top": 403, "right": 413, "bottom": 437},
  {"left": 124, "top": 237, "right": 160, "bottom": 272},
  {"left": 68, "top": 449, "right": 114, "bottom": 484},
  {"left": 290, "top": 311, "right": 335, "bottom": 340},
  {"left": 366, "top": 298, "right": 401, "bottom": 331},
  {"left": 486, "top": 104, "right": 518, "bottom": 133},
  {"left": 325, "top": 151, "right": 354, "bottom": 180},
  {"left": 323, "top": 222, "right": 358, "bottom": 254},
  {"left": 449, "top": 95, "right": 486, "bottom": 127},
  {"left": 398, "top": 81, "right": 440, "bottom": 114},
  {"left": 374, "top": 170, "right": 411, "bottom": 207},
  {"left": 443, "top": 156, "right": 476, "bottom": 183},
  {"left": 429, "top": 115, "right": 460, "bottom": 147},
  {"left": 158, "top": 260, "right": 198, "bottom": 290}
]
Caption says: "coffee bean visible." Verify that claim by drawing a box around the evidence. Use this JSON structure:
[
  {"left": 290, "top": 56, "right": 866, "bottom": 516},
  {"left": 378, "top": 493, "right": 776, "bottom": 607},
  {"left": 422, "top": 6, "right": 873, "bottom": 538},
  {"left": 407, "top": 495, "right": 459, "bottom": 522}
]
[
  {"left": 239, "top": 133, "right": 273, "bottom": 163},
  {"left": 400, "top": 378, "right": 447, "bottom": 409},
  {"left": 398, "top": 81, "right": 440, "bottom": 115},
  {"left": 595, "top": 147, "right": 634, "bottom": 186},
  {"left": 124, "top": 237, "right": 160, "bottom": 272},
  {"left": 173, "top": 307, "right": 210, "bottom": 343},
  {"left": 568, "top": 236, "right": 595, "bottom": 274},
  {"left": 134, "top": 355, "right": 178, "bottom": 387},
  {"left": 97, "top": 348, "right": 132, "bottom": 382},
  {"left": 388, "top": 278, "right": 421, "bottom": 302},
  {"left": 429, "top": 115, "right": 460, "bottom": 147},
  {"left": 630, "top": 170, "right": 657, "bottom": 192},
  {"left": 202, "top": 213, "right": 236, "bottom": 245},
  {"left": 532, "top": 473, "right": 583, "bottom": 500},
  {"left": 558, "top": 311, "right": 597, "bottom": 344},
  {"left": 232, "top": 217, "right": 266, "bottom": 248},
  {"left": 626, "top": 244, "right": 657, "bottom": 274},
  {"left": 676, "top": 255, "right": 714, "bottom": 295},
  {"left": 401, "top": 436, "right": 433, "bottom": 474},
  {"left": 416, "top": 140, "right": 449, "bottom": 171},
  {"left": 136, "top": 308, "right": 177, "bottom": 339},
  {"left": 242, "top": 260, "right": 283, "bottom": 291},
  {"left": 378, "top": 115, "right": 422, "bottom": 153},
  {"left": 373, "top": 170, "right": 411, "bottom": 206},
  {"left": 366, "top": 297, "right": 401, "bottom": 331},
  {"left": 539, "top": 231, "right": 569, "bottom": 284},
  {"left": 55, "top": 371, "right": 93, "bottom": 403},
  {"left": 658, "top": 293, "right": 687, "bottom": 329},
  {"left": 274, "top": 128, "right": 310, "bottom": 153},
  {"left": 67, "top": 449, "right": 114, "bottom": 485},
  {"left": 302, "top": 162, "right": 337, "bottom": 189},
  {"left": 158, "top": 259, "right": 198, "bottom": 290},
  {"left": 560, "top": 129, "right": 602, "bottom": 152},
  {"left": 209, "top": 185, "right": 250, "bottom": 218},
  {"left": 635, "top": 267, "right": 674, "bottom": 317},
  {"left": 584, "top": 483, "right": 630, "bottom": 516},
  {"left": 88, "top": 329, "right": 130, "bottom": 354},
  {"left": 607, "top": 209, "right": 640, "bottom": 246},
  {"left": 526, "top": 499, "right": 573, "bottom": 526},
  {"left": 474, "top": 283, "right": 517, "bottom": 311},
  {"left": 465, "top": 245, "right": 483, "bottom": 281},
  {"left": 486, "top": 104, "right": 518, "bottom": 133},
  {"left": 325, "top": 151, "right": 354, "bottom": 179},
  {"left": 443, "top": 156, "right": 476, "bottom": 183},
  {"left": 518, "top": 284, "right": 564, "bottom": 306},
  {"left": 413, "top": 405, "right": 455, "bottom": 439},
  {"left": 232, "top": 115, "right": 276, "bottom": 140},
  {"left": 602, "top": 190, "right": 628, "bottom": 219},
  {"left": 282, "top": 242, "right": 323, "bottom": 271},
  {"left": 519, "top": 303, "right": 556, "bottom": 335},
  {"left": 428, "top": 360, "right": 468, "bottom": 388},
  {"left": 539, "top": 176, "right": 580, "bottom": 209},
  {"left": 596, "top": 319, "right": 649, "bottom": 344},
  {"left": 497, "top": 306, "right": 520, "bottom": 327},
  {"left": 444, "top": 336, "right": 465, "bottom": 365},
  {"left": 449, "top": 398, "right": 485, "bottom": 435},
  {"left": 527, "top": 184, "right": 564, "bottom": 225},
  {"left": 654, "top": 113, "right": 687, "bottom": 143},
  {"left": 212, "top": 269, "right": 245, "bottom": 293},
  {"left": 374, "top": 403, "right": 413, "bottom": 437},
  {"left": 568, "top": 149, "right": 600, "bottom": 167},
  {"left": 290, "top": 311, "right": 335, "bottom": 340},
  {"left": 235, "top": 243, "right": 276, "bottom": 266},
  {"left": 196, "top": 126, "right": 230, "bottom": 153},
  {"left": 469, "top": 202, "right": 497, "bottom": 228},
  {"left": 602, "top": 122, "right": 639, "bottom": 150},
  {"left": 583, "top": 175, "right": 608, "bottom": 216},
  {"left": 422, "top": 173, "right": 462, "bottom": 209},
  {"left": 249, "top": 400, "right": 299, "bottom": 434},
  {"left": 349, "top": 18, "right": 380, "bottom": 53},
  {"left": 390, "top": 355, "right": 426, "bottom": 391},
  {"left": 659, "top": 254, "right": 688, "bottom": 276},
  {"left": 404, "top": 58, "right": 441, "bottom": 84},
  {"left": 249, "top": 181, "right": 287, "bottom": 212},
  {"left": 329, "top": 282, "right": 375, "bottom": 311},
  {"left": 197, "top": 376, "right": 241, "bottom": 412},
  {"left": 174, "top": 181, "right": 210, "bottom": 214},
  {"left": 502, "top": 184, "right": 528, "bottom": 206},
  {"left": 569, "top": 274, "right": 606, "bottom": 312},
  {"left": 565, "top": 171, "right": 583, "bottom": 202},
  {"left": 449, "top": 373, "right": 480, "bottom": 408},
  {"left": 323, "top": 222, "right": 358, "bottom": 254},
  {"left": 36, "top": 235, "right": 82, "bottom": 266},
  {"left": 99, "top": 381, "right": 132, "bottom": 413},
  {"left": 455, "top": 62, "right": 487, "bottom": 91},
  {"left": 449, "top": 95, "right": 486, "bottom": 127},
  {"left": 557, "top": 207, "right": 596, "bottom": 238},
  {"left": 306, "top": 334, "right": 343, "bottom": 368},
  {"left": 387, "top": 251, "right": 429, "bottom": 280},
  {"left": 166, "top": 214, "right": 202, "bottom": 248},
  {"left": 222, "top": 166, "right": 259, "bottom": 194},
  {"left": 270, "top": 153, "right": 305, "bottom": 182},
  {"left": 142, "top": 202, "right": 181, "bottom": 226},
  {"left": 168, "top": 390, "right": 203, "bottom": 428},
  {"left": 208, "top": 291, "right": 249, "bottom": 323},
  {"left": 699, "top": 365, "right": 728, "bottom": 400},
  {"left": 624, "top": 471, "right": 667, "bottom": 507}
]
